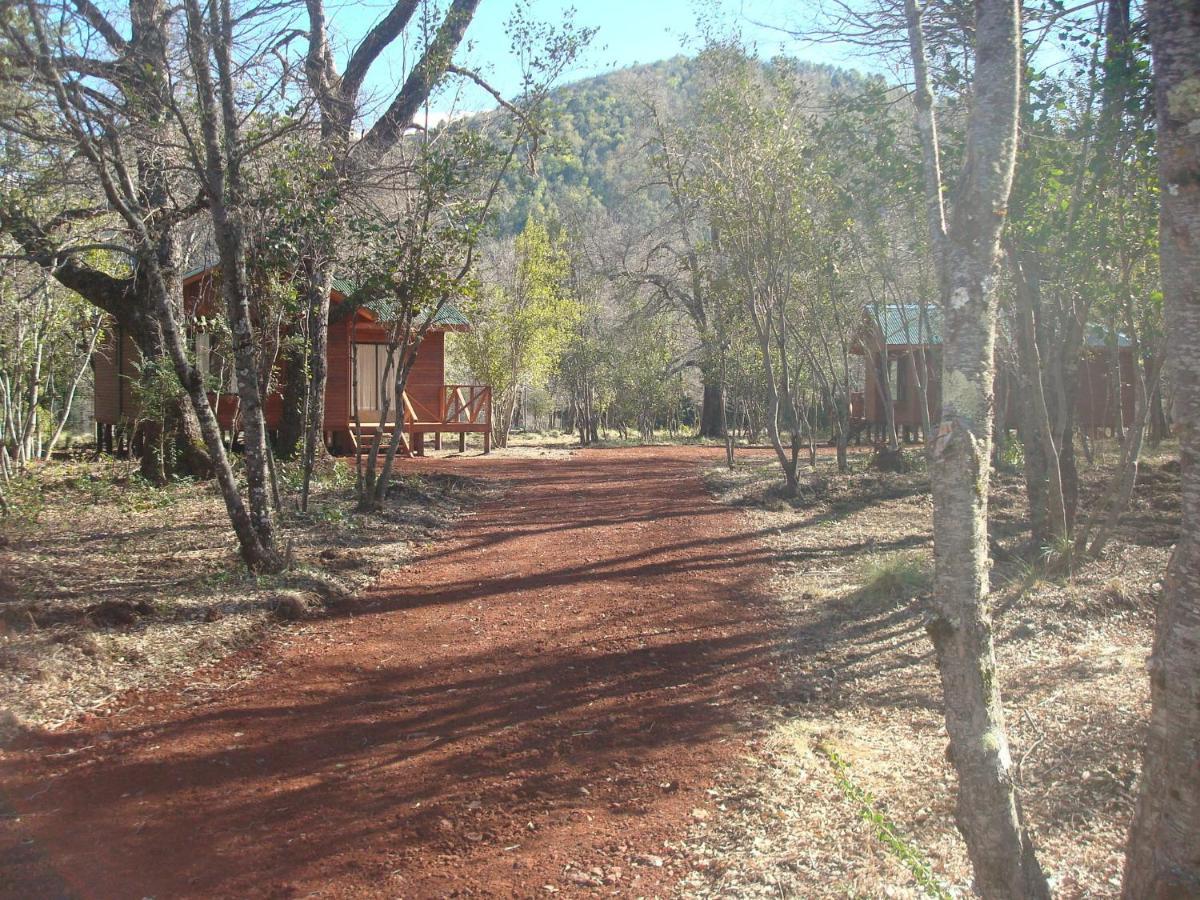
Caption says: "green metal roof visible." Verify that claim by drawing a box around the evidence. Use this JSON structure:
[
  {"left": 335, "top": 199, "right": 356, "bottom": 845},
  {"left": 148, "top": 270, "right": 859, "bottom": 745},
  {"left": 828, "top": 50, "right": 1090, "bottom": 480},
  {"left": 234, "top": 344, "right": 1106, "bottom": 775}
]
[
  {"left": 869, "top": 304, "right": 942, "bottom": 346},
  {"left": 355, "top": 295, "right": 472, "bottom": 329},
  {"left": 331, "top": 276, "right": 472, "bottom": 329},
  {"left": 181, "top": 264, "right": 470, "bottom": 329}
]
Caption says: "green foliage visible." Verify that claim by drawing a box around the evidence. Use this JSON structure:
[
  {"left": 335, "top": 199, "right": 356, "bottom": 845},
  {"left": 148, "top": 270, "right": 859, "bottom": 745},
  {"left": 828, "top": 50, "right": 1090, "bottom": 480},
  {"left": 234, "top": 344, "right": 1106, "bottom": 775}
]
[
  {"left": 820, "top": 743, "right": 953, "bottom": 899},
  {"left": 483, "top": 55, "right": 867, "bottom": 237},
  {"left": 459, "top": 218, "right": 580, "bottom": 444},
  {"left": 604, "top": 314, "right": 687, "bottom": 440},
  {"left": 995, "top": 433, "right": 1024, "bottom": 473}
]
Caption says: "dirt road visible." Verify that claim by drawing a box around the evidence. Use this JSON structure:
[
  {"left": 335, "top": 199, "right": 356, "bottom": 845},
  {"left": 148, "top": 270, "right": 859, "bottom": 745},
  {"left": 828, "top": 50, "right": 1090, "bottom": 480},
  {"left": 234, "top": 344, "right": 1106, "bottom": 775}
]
[{"left": 1, "top": 446, "right": 784, "bottom": 898}]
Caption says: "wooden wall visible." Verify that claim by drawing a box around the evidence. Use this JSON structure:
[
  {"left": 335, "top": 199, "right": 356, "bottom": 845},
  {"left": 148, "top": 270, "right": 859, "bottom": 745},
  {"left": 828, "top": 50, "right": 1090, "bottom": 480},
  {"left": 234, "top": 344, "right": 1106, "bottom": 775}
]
[
  {"left": 857, "top": 345, "right": 1135, "bottom": 432},
  {"left": 862, "top": 347, "right": 940, "bottom": 428},
  {"left": 92, "top": 324, "right": 139, "bottom": 425},
  {"left": 338, "top": 322, "right": 445, "bottom": 421},
  {"left": 326, "top": 319, "right": 352, "bottom": 430},
  {"left": 94, "top": 294, "right": 449, "bottom": 441},
  {"left": 1077, "top": 348, "right": 1136, "bottom": 429}
]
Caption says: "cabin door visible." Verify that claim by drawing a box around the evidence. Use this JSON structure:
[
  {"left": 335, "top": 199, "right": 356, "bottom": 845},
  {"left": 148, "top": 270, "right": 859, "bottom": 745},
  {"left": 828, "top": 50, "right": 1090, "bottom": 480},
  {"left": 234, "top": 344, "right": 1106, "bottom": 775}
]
[{"left": 353, "top": 343, "right": 398, "bottom": 424}]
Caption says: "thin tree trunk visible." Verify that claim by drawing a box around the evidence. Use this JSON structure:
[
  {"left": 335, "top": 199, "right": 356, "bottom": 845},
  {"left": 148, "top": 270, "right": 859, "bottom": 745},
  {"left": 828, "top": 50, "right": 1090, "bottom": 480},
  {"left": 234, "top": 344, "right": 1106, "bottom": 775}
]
[
  {"left": 757, "top": 323, "right": 798, "bottom": 496},
  {"left": 1109, "top": 329, "right": 1126, "bottom": 441},
  {"left": 44, "top": 314, "right": 103, "bottom": 458},
  {"left": 908, "top": 0, "right": 1051, "bottom": 893},
  {"left": 1122, "top": 0, "right": 1200, "bottom": 890},
  {"left": 300, "top": 265, "right": 333, "bottom": 511},
  {"left": 181, "top": 0, "right": 281, "bottom": 571},
  {"left": 700, "top": 375, "right": 724, "bottom": 439},
  {"left": 1080, "top": 341, "right": 1162, "bottom": 559},
  {"left": 1009, "top": 247, "right": 1068, "bottom": 541},
  {"left": 721, "top": 352, "right": 734, "bottom": 469}
]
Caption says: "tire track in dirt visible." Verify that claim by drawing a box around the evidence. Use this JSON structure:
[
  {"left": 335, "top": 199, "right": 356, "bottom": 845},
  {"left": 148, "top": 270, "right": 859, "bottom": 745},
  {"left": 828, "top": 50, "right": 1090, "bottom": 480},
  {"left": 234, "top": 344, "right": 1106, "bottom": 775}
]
[{"left": 1, "top": 446, "right": 786, "bottom": 898}]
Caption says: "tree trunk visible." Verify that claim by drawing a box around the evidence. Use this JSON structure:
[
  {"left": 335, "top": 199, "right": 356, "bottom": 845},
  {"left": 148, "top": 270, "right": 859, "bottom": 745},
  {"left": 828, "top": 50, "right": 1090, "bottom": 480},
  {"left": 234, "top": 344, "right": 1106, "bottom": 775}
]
[
  {"left": 1109, "top": 331, "right": 1126, "bottom": 441},
  {"left": 757, "top": 329, "right": 799, "bottom": 496},
  {"left": 908, "top": 0, "right": 1051, "bottom": 893},
  {"left": 875, "top": 352, "right": 901, "bottom": 451},
  {"left": 1009, "top": 247, "right": 1068, "bottom": 541},
  {"left": 1148, "top": 382, "right": 1169, "bottom": 446},
  {"left": 1081, "top": 345, "right": 1162, "bottom": 559},
  {"left": 126, "top": 301, "right": 216, "bottom": 481},
  {"left": 275, "top": 342, "right": 307, "bottom": 460},
  {"left": 183, "top": 0, "right": 281, "bottom": 568},
  {"left": 700, "top": 374, "right": 724, "bottom": 439},
  {"left": 300, "top": 265, "right": 333, "bottom": 511},
  {"left": 1122, "top": 0, "right": 1200, "bottom": 892}
]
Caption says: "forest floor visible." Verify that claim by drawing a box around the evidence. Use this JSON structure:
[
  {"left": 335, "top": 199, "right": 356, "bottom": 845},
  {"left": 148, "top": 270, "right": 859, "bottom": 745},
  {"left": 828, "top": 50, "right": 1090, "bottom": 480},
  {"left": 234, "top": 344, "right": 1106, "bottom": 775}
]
[
  {"left": 687, "top": 441, "right": 1175, "bottom": 898},
  {"left": 0, "top": 440, "right": 1175, "bottom": 898},
  {"left": 0, "top": 452, "right": 500, "bottom": 733}
]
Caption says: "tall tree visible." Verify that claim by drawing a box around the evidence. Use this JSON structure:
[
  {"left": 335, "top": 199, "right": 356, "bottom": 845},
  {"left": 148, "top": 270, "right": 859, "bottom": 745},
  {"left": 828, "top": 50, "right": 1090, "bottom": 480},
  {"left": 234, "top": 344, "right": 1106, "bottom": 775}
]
[
  {"left": 461, "top": 218, "right": 579, "bottom": 448},
  {"left": 292, "top": 0, "right": 483, "bottom": 509},
  {"left": 0, "top": 0, "right": 212, "bottom": 482},
  {"left": 176, "top": 0, "right": 287, "bottom": 568},
  {"left": 1122, "top": 0, "right": 1200, "bottom": 892},
  {"left": 692, "top": 44, "right": 849, "bottom": 492},
  {"left": 905, "top": 0, "right": 1051, "bottom": 892}
]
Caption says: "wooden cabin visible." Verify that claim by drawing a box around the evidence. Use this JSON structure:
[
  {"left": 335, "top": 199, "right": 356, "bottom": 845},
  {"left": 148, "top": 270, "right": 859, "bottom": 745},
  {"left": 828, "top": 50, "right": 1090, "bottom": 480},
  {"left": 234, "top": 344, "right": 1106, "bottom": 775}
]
[
  {"left": 850, "top": 304, "right": 1134, "bottom": 442},
  {"left": 93, "top": 266, "right": 492, "bottom": 456},
  {"left": 851, "top": 305, "right": 942, "bottom": 443}
]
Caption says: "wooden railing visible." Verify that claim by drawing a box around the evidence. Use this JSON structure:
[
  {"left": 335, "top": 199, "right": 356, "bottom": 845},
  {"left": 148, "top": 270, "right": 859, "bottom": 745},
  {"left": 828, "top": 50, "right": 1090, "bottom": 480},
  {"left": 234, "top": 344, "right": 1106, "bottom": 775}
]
[
  {"left": 401, "top": 384, "right": 491, "bottom": 429},
  {"left": 441, "top": 384, "right": 491, "bottom": 427}
]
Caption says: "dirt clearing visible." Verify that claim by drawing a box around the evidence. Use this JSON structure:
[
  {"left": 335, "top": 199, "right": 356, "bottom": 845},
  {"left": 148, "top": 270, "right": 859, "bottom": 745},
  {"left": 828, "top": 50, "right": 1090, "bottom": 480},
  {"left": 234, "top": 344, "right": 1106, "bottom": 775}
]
[
  {"left": 0, "top": 456, "right": 489, "bottom": 733},
  {"left": 1, "top": 446, "right": 785, "bottom": 898}
]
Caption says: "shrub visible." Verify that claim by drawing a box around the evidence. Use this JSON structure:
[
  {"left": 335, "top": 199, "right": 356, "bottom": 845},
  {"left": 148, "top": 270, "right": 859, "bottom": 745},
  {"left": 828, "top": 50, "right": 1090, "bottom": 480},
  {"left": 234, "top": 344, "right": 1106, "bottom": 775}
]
[{"left": 854, "top": 551, "right": 932, "bottom": 606}]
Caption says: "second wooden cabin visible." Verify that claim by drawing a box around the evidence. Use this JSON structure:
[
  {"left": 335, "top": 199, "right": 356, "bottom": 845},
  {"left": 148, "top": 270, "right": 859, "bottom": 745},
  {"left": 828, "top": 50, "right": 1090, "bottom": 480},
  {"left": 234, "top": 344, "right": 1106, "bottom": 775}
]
[{"left": 851, "top": 304, "right": 1135, "bottom": 443}]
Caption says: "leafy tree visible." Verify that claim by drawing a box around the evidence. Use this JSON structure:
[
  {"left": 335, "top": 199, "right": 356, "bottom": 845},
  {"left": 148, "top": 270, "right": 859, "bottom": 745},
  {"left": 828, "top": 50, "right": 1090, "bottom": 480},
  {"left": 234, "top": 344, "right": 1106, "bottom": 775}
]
[
  {"left": 690, "top": 41, "right": 853, "bottom": 492},
  {"left": 903, "top": 0, "right": 1051, "bottom": 891},
  {"left": 461, "top": 218, "right": 579, "bottom": 448}
]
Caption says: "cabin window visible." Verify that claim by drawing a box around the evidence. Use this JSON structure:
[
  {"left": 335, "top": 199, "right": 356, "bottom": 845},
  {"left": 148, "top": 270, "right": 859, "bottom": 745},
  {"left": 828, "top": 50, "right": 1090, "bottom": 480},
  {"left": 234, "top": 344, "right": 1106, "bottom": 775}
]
[
  {"left": 354, "top": 343, "right": 395, "bottom": 416},
  {"left": 194, "top": 332, "right": 210, "bottom": 381}
]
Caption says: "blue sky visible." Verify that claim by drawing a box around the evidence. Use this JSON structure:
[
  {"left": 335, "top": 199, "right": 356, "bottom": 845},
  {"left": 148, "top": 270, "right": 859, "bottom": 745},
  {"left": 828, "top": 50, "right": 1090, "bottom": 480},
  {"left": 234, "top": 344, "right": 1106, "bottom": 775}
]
[{"left": 323, "top": 0, "right": 883, "bottom": 116}]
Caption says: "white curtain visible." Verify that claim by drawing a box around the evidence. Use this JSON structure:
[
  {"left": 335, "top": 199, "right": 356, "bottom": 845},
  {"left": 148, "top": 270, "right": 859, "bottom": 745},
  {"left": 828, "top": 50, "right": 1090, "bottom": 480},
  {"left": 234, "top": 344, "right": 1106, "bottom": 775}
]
[{"left": 354, "top": 344, "right": 394, "bottom": 419}]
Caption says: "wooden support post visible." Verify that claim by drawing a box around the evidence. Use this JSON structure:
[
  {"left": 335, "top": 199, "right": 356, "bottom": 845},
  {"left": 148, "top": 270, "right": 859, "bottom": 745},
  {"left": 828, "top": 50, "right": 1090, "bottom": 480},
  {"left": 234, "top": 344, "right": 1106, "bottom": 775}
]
[
  {"left": 458, "top": 433, "right": 466, "bottom": 453},
  {"left": 483, "top": 431, "right": 491, "bottom": 455},
  {"left": 434, "top": 432, "right": 442, "bottom": 451},
  {"left": 414, "top": 432, "right": 425, "bottom": 457}
]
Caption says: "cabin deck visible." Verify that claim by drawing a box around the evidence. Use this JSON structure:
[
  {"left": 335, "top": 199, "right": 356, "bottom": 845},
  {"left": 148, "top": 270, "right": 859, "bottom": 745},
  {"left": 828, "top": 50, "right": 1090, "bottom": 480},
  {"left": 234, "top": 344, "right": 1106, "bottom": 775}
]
[{"left": 341, "top": 384, "right": 492, "bottom": 457}]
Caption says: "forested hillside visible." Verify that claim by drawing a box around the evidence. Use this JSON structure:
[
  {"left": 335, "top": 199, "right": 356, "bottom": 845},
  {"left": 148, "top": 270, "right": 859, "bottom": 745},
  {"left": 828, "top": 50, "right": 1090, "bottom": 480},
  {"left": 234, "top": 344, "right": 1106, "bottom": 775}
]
[
  {"left": 489, "top": 55, "right": 871, "bottom": 236},
  {"left": 455, "top": 52, "right": 891, "bottom": 446}
]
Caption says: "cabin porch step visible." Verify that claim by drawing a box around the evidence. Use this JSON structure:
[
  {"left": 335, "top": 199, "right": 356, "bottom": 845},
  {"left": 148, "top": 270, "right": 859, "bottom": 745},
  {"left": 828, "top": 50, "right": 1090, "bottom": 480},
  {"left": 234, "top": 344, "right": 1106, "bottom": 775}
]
[{"left": 346, "top": 430, "right": 414, "bottom": 458}]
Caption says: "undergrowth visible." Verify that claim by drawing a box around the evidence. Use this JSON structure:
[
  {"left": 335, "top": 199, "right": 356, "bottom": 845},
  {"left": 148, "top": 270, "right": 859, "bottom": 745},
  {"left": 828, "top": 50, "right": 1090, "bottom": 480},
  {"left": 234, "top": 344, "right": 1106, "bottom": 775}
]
[
  {"left": 818, "top": 743, "right": 952, "bottom": 899},
  {"left": 854, "top": 551, "right": 932, "bottom": 605}
]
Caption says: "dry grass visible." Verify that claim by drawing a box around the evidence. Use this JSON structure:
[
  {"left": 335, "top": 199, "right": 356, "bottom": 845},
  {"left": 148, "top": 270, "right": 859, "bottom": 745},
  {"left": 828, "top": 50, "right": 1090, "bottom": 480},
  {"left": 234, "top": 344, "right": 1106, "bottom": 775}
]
[
  {"left": 685, "top": 443, "right": 1176, "bottom": 898},
  {"left": 0, "top": 453, "right": 491, "bottom": 737}
]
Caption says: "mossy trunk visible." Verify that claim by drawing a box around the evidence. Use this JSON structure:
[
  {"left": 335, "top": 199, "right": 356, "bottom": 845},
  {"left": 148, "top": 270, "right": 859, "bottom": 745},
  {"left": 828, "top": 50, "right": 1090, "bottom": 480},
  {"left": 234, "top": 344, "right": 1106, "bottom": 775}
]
[
  {"left": 1122, "top": 0, "right": 1200, "bottom": 893},
  {"left": 907, "top": 0, "right": 1051, "bottom": 893}
]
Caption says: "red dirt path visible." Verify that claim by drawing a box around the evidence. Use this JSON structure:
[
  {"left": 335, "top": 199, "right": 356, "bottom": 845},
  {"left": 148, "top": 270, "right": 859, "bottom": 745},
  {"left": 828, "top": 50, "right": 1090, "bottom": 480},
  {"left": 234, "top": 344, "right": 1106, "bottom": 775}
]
[{"left": 1, "top": 446, "right": 786, "bottom": 898}]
